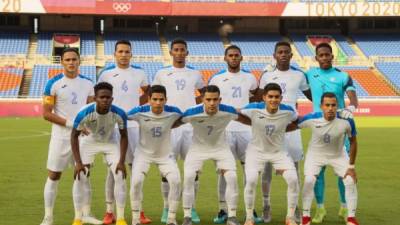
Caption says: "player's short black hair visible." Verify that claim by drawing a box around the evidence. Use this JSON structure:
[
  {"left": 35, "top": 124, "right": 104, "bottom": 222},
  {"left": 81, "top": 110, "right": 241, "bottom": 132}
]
[
  {"left": 61, "top": 48, "right": 80, "bottom": 59},
  {"left": 94, "top": 82, "right": 113, "bottom": 95},
  {"left": 321, "top": 92, "right": 337, "bottom": 104},
  {"left": 224, "top": 45, "right": 242, "bottom": 56},
  {"left": 263, "top": 83, "right": 282, "bottom": 95},
  {"left": 115, "top": 40, "right": 132, "bottom": 51},
  {"left": 170, "top": 38, "right": 187, "bottom": 50},
  {"left": 274, "top": 41, "right": 291, "bottom": 53},
  {"left": 149, "top": 85, "right": 167, "bottom": 98},
  {"left": 203, "top": 85, "right": 220, "bottom": 96},
  {"left": 315, "top": 42, "right": 332, "bottom": 54}
]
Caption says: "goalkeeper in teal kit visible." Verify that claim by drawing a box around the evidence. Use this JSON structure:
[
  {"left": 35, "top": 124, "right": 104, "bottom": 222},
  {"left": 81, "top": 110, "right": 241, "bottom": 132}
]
[{"left": 305, "top": 42, "right": 358, "bottom": 223}]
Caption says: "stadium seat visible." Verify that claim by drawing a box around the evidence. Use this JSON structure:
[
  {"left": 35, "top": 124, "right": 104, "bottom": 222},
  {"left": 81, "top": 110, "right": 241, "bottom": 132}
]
[
  {"left": 0, "top": 32, "right": 29, "bottom": 55},
  {"left": 376, "top": 62, "right": 400, "bottom": 91},
  {"left": 352, "top": 34, "right": 400, "bottom": 56},
  {"left": 0, "top": 67, "right": 24, "bottom": 98},
  {"left": 104, "top": 32, "right": 161, "bottom": 56},
  {"left": 166, "top": 33, "right": 224, "bottom": 56},
  {"left": 344, "top": 69, "right": 397, "bottom": 96},
  {"left": 228, "top": 33, "right": 283, "bottom": 56}
]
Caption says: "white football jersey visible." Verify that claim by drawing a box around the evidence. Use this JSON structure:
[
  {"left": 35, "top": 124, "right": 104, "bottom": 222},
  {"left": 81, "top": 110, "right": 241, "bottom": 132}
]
[
  {"left": 98, "top": 64, "right": 148, "bottom": 127},
  {"left": 43, "top": 73, "right": 94, "bottom": 140},
  {"left": 127, "top": 105, "right": 182, "bottom": 159},
  {"left": 259, "top": 66, "right": 309, "bottom": 109},
  {"left": 298, "top": 112, "right": 356, "bottom": 157},
  {"left": 208, "top": 69, "right": 258, "bottom": 131},
  {"left": 152, "top": 66, "right": 204, "bottom": 111},
  {"left": 73, "top": 103, "right": 127, "bottom": 144},
  {"left": 241, "top": 102, "right": 297, "bottom": 154},
  {"left": 182, "top": 104, "right": 238, "bottom": 151}
]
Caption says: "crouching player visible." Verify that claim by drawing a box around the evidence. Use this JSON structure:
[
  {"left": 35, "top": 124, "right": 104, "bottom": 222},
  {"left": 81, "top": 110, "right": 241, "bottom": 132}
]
[
  {"left": 238, "top": 83, "right": 300, "bottom": 225},
  {"left": 296, "top": 92, "right": 359, "bottom": 225},
  {"left": 70, "top": 82, "right": 128, "bottom": 225},
  {"left": 127, "top": 85, "right": 182, "bottom": 225},
  {"left": 182, "top": 85, "right": 240, "bottom": 225}
]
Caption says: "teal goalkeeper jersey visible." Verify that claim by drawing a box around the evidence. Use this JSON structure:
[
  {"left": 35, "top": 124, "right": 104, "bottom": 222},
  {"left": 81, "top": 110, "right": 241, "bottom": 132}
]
[{"left": 305, "top": 67, "right": 356, "bottom": 112}]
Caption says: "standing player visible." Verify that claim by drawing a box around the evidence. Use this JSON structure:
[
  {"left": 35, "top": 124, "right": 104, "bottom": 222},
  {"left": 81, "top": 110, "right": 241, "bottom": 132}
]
[
  {"left": 128, "top": 85, "right": 182, "bottom": 225},
  {"left": 305, "top": 43, "right": 358, "bottom": 223},
  {"left": 239, "top": 83, "right": 300, "bottom": 225},
  {"left": 40, "top": 48, "right": 97, "bottom": 225},
  {"left": 71, "top": 82, "right": 128, "bottom": 225},
  {"left": 297, "top": 93, "right": 359, "bottom": 225},
  {"left": 257, "top": 41, "right": 312, "bottom": 223},
  {"left": 98, "top": 40, "right": 151, "bottom": 225},
  {"left": 208, "top": 45, "right": 261, "bottom": 223},
  {"left": 181, "top": 85, "right": 240, "bottom": 225},
  {"left": 152, "top": 38, "right": 205, "bottom": 223}
]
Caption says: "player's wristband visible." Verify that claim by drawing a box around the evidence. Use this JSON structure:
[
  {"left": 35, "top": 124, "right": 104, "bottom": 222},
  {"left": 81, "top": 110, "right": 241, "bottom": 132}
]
[
  {"left": 65, "top": 120, "right": 73, "bottom": 128},
  {"left": 346, "top": 105, "right": 356, "bottom": 113},
  {"left": 348, "top": 164, "right": 355, "bottom": 169}
]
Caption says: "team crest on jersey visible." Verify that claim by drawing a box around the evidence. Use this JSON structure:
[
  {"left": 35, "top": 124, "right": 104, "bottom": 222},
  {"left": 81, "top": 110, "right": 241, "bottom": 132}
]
[
  {"left": 330, "top": 77, "right": 336, "bottom": 82},
  {"left": 313, "top": 74, "right": 320, "bottom": 78}
]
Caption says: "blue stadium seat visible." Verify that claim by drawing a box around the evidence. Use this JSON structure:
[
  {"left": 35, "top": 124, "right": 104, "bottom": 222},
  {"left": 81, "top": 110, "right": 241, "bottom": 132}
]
[
  {"left": 0, "top": 67, "right": 24, "bottom": 98},
  {"left": 376, "top": 62, "right": 400, "bottom": 90},
  {"left": 104, "top": 32, "right": 161, "bottom": 56},
  {"left": 228, "top": 33, "right": 283, "bottom": 56},
  {"left": 0, "top": 32, "right": 29, "bottom": 55},
  {"left": 166, "top": 33, "right": 224, "bottom": 56},
  {"left": 352, "top": 34, "right": 400, "bottom": 56},
  {"left": 36, "top": 32, "right": 96, "bottom": 56}
]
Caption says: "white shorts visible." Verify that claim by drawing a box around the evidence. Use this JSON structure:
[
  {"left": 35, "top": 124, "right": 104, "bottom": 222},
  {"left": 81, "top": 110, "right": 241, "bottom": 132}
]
[
  {"left": 114, "top": 127, "right": 139, "bottom": 164},
  {"left": 184, "top": 148, "right": 237, "bottom": 172},
  {"left": 245, "top": 148, "right": 296, "bottom": 173},
  {"left": 171, "top": 123, "right": 193, "bottom": 160},
  {"left": 80, "top": 139, "right": 120, "bottom": 166},
  {"left": 304, "top": 152, "right": 350, "bottom": 178},
  {"left": 46, "top": 138, "right": 74, "bottom": 172},
  {"left": 284, "top": 130, "right": 303, "bottom": 162},
  {"left": 226, "top": 130, "right": 251, "bottom": 162},
  {"left": 132, "top": 153, "right": 180, "bottom": 177}
]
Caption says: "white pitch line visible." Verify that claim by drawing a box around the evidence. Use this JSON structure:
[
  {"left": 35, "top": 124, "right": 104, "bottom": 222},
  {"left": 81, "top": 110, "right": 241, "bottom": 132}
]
[{"left": 0, "top": 130, "right": 50, "bottom": 140}]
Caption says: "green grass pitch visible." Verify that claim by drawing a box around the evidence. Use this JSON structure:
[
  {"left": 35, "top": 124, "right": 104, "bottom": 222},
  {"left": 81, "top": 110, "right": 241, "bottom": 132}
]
[{"left": 0, "top": 117, "right": 399, "bottom": 225}]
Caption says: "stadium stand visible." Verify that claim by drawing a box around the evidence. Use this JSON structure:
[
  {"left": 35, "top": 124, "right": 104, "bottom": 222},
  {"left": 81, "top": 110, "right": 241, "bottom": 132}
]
[
  {"left": 0, "top": 67, "right": 24, "bottom": 98},
  {"left": 28, "top": 65, "right": 96, "bottom": 98},
  {"left": 352, "top": 34, "right": 400, "bottom": 56},
  {"left": 36, "top": 32, "right": 96, "bottom": 56},
  {"left": 0, "top": 32, "right": 29, "bottom": 55},
  {"left": 376, "top": 62, "right": 400, "bottom": 91},
  {"left": 104, "top": 32, "right": 161, "bottom": 56},
  {"left": 345, "top": 68, "right": 397, "bottom": 96},
  {"left": 331, "top": 34, "right": 356, "bottom": 57},
  {"left": 228, "top": 33, "right": 283, "bottom": 56},
  {"left": 166, "top": 33, "right": 225, "bottom": 56},
  {"left": 291, "top": 34, "right": 314, "bottom": 57}
]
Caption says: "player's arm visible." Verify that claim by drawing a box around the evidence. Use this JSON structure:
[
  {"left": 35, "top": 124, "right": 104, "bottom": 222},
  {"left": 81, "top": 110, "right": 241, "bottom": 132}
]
[
  {"left": 302, "top": 89, "right": 312, "bottom": 102},
  {"left": 116, "top": 128, "right": 128, "bottom": 179},
  {"left": 172, "top": 117, "right": 185, "bottom": 128},
  {"left": 249, "top": 88, "right": 259, "bottom": 103},
  {"left": 236, "top": 110, "right": 252, "bottom": 125},
  {"left": 71, "top": 128, "right": 86, "bottom": 180},
  {"left": 43, "top": 96, "right": 72, "bottom": 127},
  {"left": 140, "top": 85, "right": 150, "bottom": 105},
  {"left": 286, "top": 119, "right": 300, "bottom": 132},
  {"left": 87, "top": 96, "right": 95, "bottom": 104},
  {"left": 345, "top": 135, "right": 358, "bottom": 182},
  {"left": 195, "top": 87, "right": 206, "bottom": 104},
  {"left": 346, "top": 90, "right": 358, "bottom": 109}
]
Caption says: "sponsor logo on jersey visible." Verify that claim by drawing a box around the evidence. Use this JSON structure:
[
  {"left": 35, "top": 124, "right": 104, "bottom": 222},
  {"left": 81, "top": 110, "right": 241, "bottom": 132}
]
[
  {"left": 197, "top": 120, "right": 204, "bottom": 123},
  {"left": 113, "top": 73, "right": 119, "bottom": 77},
  {"left": 62, "top": 84, "right": 67, "bottom": 88}
]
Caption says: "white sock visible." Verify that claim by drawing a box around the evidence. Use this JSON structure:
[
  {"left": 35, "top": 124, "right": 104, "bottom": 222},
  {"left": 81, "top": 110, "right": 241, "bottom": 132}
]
[
  {"left": 166, "top": 172, "right": 181, "bottom": 219},
  {"left": 73, "top": 171, "right": 88, "bottom": 220},
  {"left": 244, "top": 170, "right": 258, "bottom": 220},
  {"left": 343, "top": 176, "right": 358, "bottom": 217},
  {"left": 161, "top": 179, "right": 170, "bottom": 209},
  {"left": 105, "top": 169, "right": 115, "bottom": 213},
  {"left": 224, "top": 170, "right": 238, "bottom": 218},
  {"left": 262, "top": 163, "right": 273, "bottom": 208},
  {"left": 302, "top": 175, "right": 316, "bottom": 217},
  {"left": 282, "top": 170, "right": 299, "bottom": 218},
  {"left": 217, "top": 173, "right": 227, "bottom": 211},
  {"left": 44, "top": 177, "right": 59, "bottom": 218},
  {"left": 82, "top": 179, "right": 92, "bottom": 216},
  {"left": 183, "top": 170, "right": 196, "bottom": 218},
  {"left": 113, "top": 169, "right": 126, "bottom": 220}
]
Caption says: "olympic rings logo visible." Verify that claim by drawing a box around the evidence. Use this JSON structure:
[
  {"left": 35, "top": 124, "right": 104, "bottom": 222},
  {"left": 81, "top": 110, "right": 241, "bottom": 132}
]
[{"left": 112, "top": 3, "right": 132, "bottom": 13}]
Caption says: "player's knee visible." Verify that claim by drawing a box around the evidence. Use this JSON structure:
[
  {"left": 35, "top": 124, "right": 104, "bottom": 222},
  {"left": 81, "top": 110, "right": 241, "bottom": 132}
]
[
  {"left": 223, "top": 170, "right": 237, "bottom": 185},
  {"left": 245, "top": 171, "right": 258, "bottom": 187},
  {"left": 283, "top": 170, "right": 298, "bottom": 187},
  {"left": 304, "top": 175, "right": 317, "bottom": 186},
  {"left": 48, "top": 171, "right": 62, "bottom": 180},
  {"left": 166, "top": 172, "right": 181, "bottom": 187},
  {"left": 131, "top": 173, "right": 144, "bottom": 189}
]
